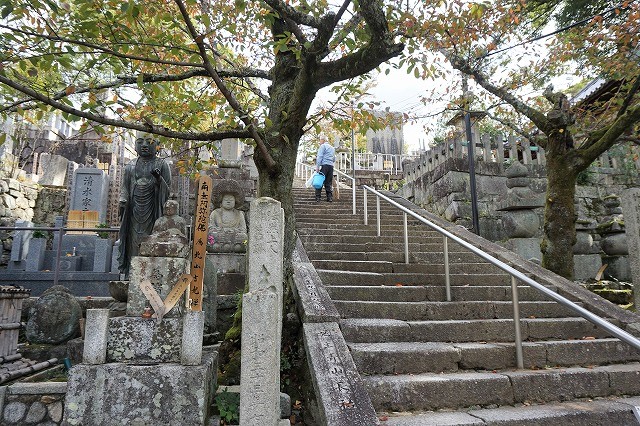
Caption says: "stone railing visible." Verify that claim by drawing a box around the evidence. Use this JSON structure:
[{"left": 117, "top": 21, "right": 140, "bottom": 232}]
[{"left": 404, "top": 134, "right": 640, "bottom": 185}]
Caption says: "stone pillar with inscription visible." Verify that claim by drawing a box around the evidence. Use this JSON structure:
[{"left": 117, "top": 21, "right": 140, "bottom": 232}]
[
  {"left": 240, "top": 197, "right": 288, "bottom": 426},
  {"left": 63, "top": 198, "right": 217, "bottom": 426},
  {"left": 70, "top": 167, "right": 110, "bottom": 223}
]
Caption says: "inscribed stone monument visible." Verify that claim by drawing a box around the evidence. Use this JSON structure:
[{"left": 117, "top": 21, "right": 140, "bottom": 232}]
[
  {"left": 69, "top": 168, "right": 109, "bottom": 222},
  {"left": 240, "top": 197, "right": 286, "bottom": 425}
]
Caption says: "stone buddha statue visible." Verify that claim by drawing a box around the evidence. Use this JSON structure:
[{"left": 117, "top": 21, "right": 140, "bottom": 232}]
[{"left": 207, "top": 179, "right": 247, "bottom": 253}]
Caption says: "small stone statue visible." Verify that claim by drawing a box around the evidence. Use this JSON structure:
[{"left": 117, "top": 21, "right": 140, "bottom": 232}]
[
  {"left": 207, "top": 179, "right": 247, "bottom": 253},
  {"left": 139, "top": 200, "right": 189, "bottom": 258},
  {"left": 152, "top": 200, "right": 188, "bottom": 237}
]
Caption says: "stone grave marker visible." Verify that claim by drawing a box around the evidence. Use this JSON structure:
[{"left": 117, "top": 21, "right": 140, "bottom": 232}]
[
  {"left": 240, "top": 197, "right": 287, "bottom": 425},
  {"left": 69, "top": 168, "right": 109, "bottom": 222}
]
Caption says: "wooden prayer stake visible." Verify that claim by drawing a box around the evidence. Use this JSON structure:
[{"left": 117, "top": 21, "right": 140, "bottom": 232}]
[
  {"left": 163, "top": 273, "right": 192, "bottom": 314},
  {"left": 139, "top": 279, "right": 166, "bottom": 320},
  {"left": 188, "top": 175, "right": 212, "bottom": 311}
]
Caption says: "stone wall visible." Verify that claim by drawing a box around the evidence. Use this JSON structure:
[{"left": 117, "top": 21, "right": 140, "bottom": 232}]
[
  {"left": 399, "top": 156, "right": 639, "bottom": 279},
  {"left": 0, "top": 178, "right": 39, "bottom": 266},
  {"left": 0, "top": 382, "right": 66, "bottom": 425},
  {"left": 32, "top": 187, "right": 67, "bottom": 227}
]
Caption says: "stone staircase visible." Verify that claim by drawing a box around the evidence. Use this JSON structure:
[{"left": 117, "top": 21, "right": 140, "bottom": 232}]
[{"left": 292, "top": 185, "right": 640, "bottom": 425}]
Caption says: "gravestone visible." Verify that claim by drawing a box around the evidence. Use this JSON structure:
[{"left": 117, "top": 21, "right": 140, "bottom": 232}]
[
  {"left": 240, "top": 197, "right": 287, "bottom": 425},
  {"left": 7, "top": 220, "right": 32, "bottom": 270},
  {"left": 37, "top": 153, "right": 69, "bottom": 186},
  {"left": 69, "top": 168, "right": 110, "bottom": 222}
]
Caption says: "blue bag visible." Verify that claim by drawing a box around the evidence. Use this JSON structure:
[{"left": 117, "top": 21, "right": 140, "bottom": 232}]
[{"left": 312, "top": 172, "right": 325, "bottom": 190}]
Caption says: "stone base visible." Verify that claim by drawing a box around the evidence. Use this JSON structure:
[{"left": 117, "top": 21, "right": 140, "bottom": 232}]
[
  {"left": 503, "top": 238, "right": 541, "bottom": 262},
  {"left": 206, "top": 253, "right": 245, "bottom": 273},
  {"left": 63, "top": 352, "right": 217, "bottom": 426},
  {"left": 574, "top": 254, "right": 603, "bottom": 281},
  {"left": 602, "top": 256, "right": 631, "bottom": 282},
  {"left": 107, "top": 317, "right": 183, "bottom": 363}
]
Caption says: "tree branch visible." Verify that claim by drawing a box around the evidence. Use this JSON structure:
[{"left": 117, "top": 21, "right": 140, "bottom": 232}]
[
  {"left": 579, "top": 104, "right": 640, "bottom": 166},
  {"left": 0, "top": 24, "right": 203, "bottom": 69},
  {"left": 261, "top": 0, "right": 322, "bottom": 28},
  {"left": 446, "top": 52, "right": 553, "bottom": 134},
  {"left": 174, "top": 0, "right": 277, "bottom": 172},
  {"left": 0, "top": 73, "right": 251, "bottom": 141}
]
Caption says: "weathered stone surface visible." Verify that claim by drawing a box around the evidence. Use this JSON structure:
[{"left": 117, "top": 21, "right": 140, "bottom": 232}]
[
  {"left": 48, "top": 401, "right": 63, "bottom": 423},
  {"left": 25, "top": 286, "right": 81, "bottom": 344},
  {"left": 107, "top": 317, "right": 182, "bottom": 363},
  {"left": 3, "top": 401, "right": 26, "bottom": 423},
  {"left": 83, "top": 309, "right": 110, "bottom": 365},
  {"left": 292, "top": 261, "right": 340, "bottom": 323},
  {"left": 205, "top": 253, "right": 245, "bottom": 273},
  {"left": 138, "top": 230, "right": 189, "bottom": 258},
  {"left": 24, "top": 401, "right": 47, "bottom": 423},
  {"left": 304, "top": 322, "right": 379, "bottom": 425},
  {"left": 621, "top": 188, "right": 640, "bottom": 308},
  {"left": 108, "top": 280, "right": 128, "bottom": 302},
  {"left": 601, "top": 232, "right": 628, "bottom": 255},
  {"left": 126, "top": 256, "right": 189, "bottom": 317},
  {"left": 502, "top": 210, "right": 540, "bottom": 238},
  {"left": 63, "top": 352, "right": 217, "bottom": 426},
  {"left": 240, "top": 287, "right": 281, "bottom": 425},
  {"left": 181, "top": 311, "right": 204, "bottom": 366}
]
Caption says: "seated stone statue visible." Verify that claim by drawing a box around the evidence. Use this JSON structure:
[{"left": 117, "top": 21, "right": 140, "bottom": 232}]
[
  {"left": 152, "top": 200, "right": 188, "bottom": 237},
  {"left": 207, "top": 179, "right": 247, "bottom": 253},
  {"left": 139, "top": 200, "right": 189, "bottom": 258}
]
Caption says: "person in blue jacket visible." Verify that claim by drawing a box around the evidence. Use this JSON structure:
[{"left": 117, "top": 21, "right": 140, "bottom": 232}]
[{"left": 315, "top": 134, "right": 336, "bottom": 202}]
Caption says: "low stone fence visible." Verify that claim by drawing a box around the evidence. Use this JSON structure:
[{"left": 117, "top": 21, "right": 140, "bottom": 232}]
[{"left": 0, "top": 382, "right": 66, "bottom": 425}]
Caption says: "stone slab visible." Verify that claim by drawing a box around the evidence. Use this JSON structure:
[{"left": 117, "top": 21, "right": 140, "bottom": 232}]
[
  {"left": 63, "top": 352, "right": 217, "bottom": 426},
  {"left": 573, "top": 254, "right": 603, "bottom": 281},
  {"left": 292, "top": 262, "right": 340, "bottom": 323},
  {"left": 206, "top": 253, "right": 245, "bottom": 273},
  {"left": 240, "top": 287, "right": 280, "bottom": 425},
  {"left": 621, "top": 188, "right": 640, "bottom": 307},
  {"left": 303, "top": 322, "right": 379, "bottom": 425},
  {"left": 502, "top": 238, "right": 541, "bottom": 262},
  {"left": 126, "top": 256, "right": 189, "bottom": 317},
  {"left": 107, "top": 317, "right": 182, "bottom": 363}
]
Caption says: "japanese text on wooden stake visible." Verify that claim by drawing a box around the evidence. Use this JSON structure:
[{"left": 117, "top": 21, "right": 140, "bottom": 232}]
[{"left": 189, "top": 175, "right": 212, "bottom": 311}]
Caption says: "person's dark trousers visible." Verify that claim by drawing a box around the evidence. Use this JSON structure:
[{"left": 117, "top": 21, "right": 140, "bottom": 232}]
[{"left": 319, "top": 164, "right": 333, "bottom": 201}]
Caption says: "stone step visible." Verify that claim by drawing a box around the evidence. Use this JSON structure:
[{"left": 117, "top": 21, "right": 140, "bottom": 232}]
[
  {"left": 303, "top": 241, "right": 469, "bottom": 253},
  {"left": 340, "top": 317, "right": 621, "bottom": 343},
  {"left": 378, "top": 396, "right": 640, "bottom": 425},
  {"left": 326, "top": 285, "right": 557, "bottom": 302},
  {"left": 296, "top": 217, "right": 422, "bottom": 225},
  {"left": 334, "top": 300, "right": 581, "bottom": 321},
  {"left": 312, "top": 259, "right": 498, "bottom": 275},
  {"left": 297, "top": 228, "right": 438, "bottom": 237},
  {"left": 298, "top": 234, "right": 445, "bottom": 245},
  {"left": 349, "top": 339, "right": 640, "bottom": 374},
  {"left": 363, "top": 363, "right": 640, "bottom": 412},
  {"left": 318, "top": 270, "right": 512, "bottom": 286},
  {"left": 306, "top": 251, "right": 481, "bottom": 263}
]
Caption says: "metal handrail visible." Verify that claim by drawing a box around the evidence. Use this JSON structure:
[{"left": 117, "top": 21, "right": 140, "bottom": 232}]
[
  {"left": 296, "top": 161, "right": 356, "bottom": 215},
  {"left": 361, "top": 185, "right": 640, "bottom": 368},
  {"left": 1, "top": 225, "right": 120, "bottom": 287}
]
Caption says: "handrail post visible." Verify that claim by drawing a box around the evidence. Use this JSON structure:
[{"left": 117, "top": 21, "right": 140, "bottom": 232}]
[
  {"left": 443, "top": 236, "right": 451, "bottom": 302},
  {"left": 376, "top": 195, "right": 381, "bottom": 237},
  {"left": 403, "top": 213, "right": 409, "bottom": 264},
  {"left": 53, "top": 226, "right": 65, "bottom": 287},
  {"left": 363, "top": 189, "right": 368, "bottom": 225},
  {"left": 352, "top": 185, "right": 356, "bottom": 216},
  {"left": 511, "top": 276, "right": 524, "bottom": 369}
]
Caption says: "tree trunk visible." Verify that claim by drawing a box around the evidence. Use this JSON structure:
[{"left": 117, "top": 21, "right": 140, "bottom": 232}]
[{"left": 540, "top": 135, "right": 578, "bottom": 280}]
